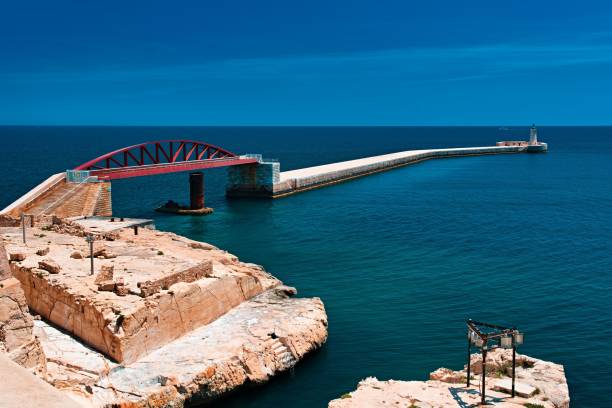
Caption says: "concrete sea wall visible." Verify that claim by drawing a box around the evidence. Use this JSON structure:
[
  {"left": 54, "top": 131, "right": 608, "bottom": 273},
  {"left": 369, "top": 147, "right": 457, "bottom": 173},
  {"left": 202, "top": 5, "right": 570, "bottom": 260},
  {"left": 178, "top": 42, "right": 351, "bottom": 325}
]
[{"left": 228, "top": 145, "right": 528, "bottom": 198}]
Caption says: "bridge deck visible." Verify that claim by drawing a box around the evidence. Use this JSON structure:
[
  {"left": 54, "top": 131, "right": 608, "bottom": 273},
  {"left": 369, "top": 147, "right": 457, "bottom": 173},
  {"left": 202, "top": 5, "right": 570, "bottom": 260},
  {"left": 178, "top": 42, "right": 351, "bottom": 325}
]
[{"left": 92, "top": 157, "right": 258, "bottom": 180}]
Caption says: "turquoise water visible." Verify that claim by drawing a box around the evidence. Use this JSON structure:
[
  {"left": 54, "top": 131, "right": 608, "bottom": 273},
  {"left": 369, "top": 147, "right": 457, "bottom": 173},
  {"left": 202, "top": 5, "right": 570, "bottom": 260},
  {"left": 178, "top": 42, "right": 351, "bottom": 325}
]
[{"left": 1, "top": 126, "right": 611, "bottom": 407}]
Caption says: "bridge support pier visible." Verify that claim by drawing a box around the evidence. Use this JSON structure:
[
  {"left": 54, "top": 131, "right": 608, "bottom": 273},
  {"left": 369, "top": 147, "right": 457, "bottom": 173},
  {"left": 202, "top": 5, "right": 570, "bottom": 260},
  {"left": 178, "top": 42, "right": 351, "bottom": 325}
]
[
  {"left": 189, "top": 172, "right": 205, "bottom": 210},
  {"left": 226, "top": 160, "right": 280, "bottom": 198}
]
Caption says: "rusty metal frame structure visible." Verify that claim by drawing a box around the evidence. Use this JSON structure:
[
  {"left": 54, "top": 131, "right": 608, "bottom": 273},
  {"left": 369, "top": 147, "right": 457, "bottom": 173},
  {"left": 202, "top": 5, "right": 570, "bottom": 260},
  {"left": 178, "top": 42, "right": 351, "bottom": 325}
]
[
  {"left": 466, "top": 319, "right": 523, "bottom": 404},
  {"left": 74, "top": 140, "right": 258, "bottom": 180}
]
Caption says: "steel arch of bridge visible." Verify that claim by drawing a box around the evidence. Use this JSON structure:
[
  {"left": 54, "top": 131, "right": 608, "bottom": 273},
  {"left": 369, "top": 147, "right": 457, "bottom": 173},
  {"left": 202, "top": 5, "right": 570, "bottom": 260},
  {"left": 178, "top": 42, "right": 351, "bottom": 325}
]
[{"left": 74, "top": 140, "right": 258, "bottom": 180}]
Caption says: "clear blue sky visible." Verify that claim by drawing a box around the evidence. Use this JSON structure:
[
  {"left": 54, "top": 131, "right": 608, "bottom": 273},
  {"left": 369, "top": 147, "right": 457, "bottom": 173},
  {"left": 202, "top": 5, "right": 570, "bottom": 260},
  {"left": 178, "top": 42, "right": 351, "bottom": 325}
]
[{"left": 2, "top": 0, "right": 612, "bottom": 125}]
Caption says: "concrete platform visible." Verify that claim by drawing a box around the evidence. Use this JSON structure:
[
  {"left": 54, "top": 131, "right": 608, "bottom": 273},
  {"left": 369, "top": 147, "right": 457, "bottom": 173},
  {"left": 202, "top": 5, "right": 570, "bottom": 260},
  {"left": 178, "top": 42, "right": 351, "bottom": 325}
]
[{"left": 68, "top": 216, "right": 153, "bottom": 233}]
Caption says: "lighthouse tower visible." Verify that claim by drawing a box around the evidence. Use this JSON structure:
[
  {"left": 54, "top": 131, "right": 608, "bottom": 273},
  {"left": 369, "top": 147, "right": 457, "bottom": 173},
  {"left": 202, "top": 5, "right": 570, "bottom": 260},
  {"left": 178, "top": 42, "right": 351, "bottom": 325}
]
[{"left": 529, "top": 124, "right": 538, "bottom": 145}]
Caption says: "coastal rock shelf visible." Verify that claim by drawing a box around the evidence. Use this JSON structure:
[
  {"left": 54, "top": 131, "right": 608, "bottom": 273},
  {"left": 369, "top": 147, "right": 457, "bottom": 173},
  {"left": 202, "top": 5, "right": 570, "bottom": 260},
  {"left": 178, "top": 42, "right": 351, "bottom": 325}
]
[
  {"left": 329, "top": 348, "right": 569, "bottom": 408},
  {"left": 35, "top": 290, "right": 327, "bottom": 407},
  {"left": 1, "top": 218, "right": 328, "bottom": 406},
  {"left": 5, "top": 224, "right": 278, "bottom": 363}
]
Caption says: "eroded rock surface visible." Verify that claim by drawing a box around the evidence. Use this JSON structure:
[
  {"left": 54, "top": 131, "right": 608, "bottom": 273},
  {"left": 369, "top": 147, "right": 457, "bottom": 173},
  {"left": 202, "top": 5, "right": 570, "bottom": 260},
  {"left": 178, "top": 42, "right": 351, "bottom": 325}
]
[
  {"left": 329, "top": 349, "right": 569, "bottom": 408},
  {"left": 2, "top": 221, "right": 328, "bottom": 406},
  {"left": 4, "top": 226, "right": 280, "bottom": 363},
  {"left": 35, "top": 290, "right": 327, "bottom": 407},
  {"left": 1, "top": 239, "right": 46, "bottom": 374}
]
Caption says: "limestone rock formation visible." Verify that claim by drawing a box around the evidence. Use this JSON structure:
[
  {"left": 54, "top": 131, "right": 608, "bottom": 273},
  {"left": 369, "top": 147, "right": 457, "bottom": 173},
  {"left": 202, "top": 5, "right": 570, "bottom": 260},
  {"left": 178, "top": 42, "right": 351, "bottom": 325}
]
[
  {"left": 34, "top": 288, "right": 327, "bottom": 407},
  {"left": 329, "top": 349, "right": 569, "bottom": 408},
  {"left": 0, "top": 277, "right": 47, "bottom": 376},
  {"left": 1, "top": 221, "right": 328, "bottom": 406}
]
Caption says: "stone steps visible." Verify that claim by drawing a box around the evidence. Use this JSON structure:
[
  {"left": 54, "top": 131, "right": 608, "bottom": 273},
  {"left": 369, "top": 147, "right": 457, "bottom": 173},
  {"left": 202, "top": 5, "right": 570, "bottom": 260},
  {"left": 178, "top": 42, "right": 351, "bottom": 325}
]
[{"left": 265, "top": 337, "right": 297, "bottom": 367}]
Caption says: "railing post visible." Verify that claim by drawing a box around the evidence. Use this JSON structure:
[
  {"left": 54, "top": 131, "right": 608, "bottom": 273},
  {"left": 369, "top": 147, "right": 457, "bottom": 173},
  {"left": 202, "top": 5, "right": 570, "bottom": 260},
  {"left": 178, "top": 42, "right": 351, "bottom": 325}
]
[
  {"left": 21, "top": 213, "right": 26, "bottom": 244},
  {"left": 466, "top": 330, "right": 471, "bottom": 387},
  {"left": 512, "top": 343, "right": 516, "bottom": 397},
  {"left": 481, "top": 346, "right": 487, "bottom": 405},
  {"left": 86, "top": 234, "right": 94, "bottom": 275}
]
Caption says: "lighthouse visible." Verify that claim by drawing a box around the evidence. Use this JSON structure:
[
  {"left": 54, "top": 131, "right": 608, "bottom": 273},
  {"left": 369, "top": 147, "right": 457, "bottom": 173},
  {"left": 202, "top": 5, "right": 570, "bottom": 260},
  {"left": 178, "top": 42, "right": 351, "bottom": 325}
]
[{"left": 529, "top": 124, "right": 538, "bottom": 145}]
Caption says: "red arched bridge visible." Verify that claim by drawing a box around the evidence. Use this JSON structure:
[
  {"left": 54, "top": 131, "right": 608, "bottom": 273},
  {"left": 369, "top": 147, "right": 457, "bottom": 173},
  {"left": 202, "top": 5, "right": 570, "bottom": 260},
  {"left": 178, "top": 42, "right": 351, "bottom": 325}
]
[{"left": 75, "top": 140, "right": 259, "bottom": 180}]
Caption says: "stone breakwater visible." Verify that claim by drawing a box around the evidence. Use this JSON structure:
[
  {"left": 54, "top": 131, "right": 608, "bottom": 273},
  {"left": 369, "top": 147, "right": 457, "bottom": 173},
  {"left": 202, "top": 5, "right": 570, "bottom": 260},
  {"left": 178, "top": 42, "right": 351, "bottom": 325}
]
[
  {"left": 227, "top": 145, "right": 541, "bottom": 198},
  {"left": 1, "top": 217, "right": 328, "bottom": 406},
  {"left": 329, "top": 348, "right": 569, "bottom": 408}
]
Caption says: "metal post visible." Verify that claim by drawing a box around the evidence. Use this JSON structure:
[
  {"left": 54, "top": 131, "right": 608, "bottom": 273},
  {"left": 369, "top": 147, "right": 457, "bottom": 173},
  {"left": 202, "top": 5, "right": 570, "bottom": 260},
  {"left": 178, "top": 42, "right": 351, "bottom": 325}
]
[
  {"left": 467, "top": 330, "right": 471, "bottom": 387},
  {"left": 512, "top": 342, "right": 516, "bottom": 397},
  {"left": 481, "top": 346, "right": 487, "bottom": 405},
  {"left": 86, "top": 234, "right": 94, "bottom": 275},
  {"left": 21, "top": 213, "right": 26, "bottom": 244}
]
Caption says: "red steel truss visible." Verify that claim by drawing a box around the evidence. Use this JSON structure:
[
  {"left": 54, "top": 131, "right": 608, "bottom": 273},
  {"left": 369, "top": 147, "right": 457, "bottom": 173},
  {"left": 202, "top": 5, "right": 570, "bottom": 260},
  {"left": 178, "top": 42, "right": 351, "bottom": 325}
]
[{"left": 74, "top": 140, "right": 258, "bottom": 180}]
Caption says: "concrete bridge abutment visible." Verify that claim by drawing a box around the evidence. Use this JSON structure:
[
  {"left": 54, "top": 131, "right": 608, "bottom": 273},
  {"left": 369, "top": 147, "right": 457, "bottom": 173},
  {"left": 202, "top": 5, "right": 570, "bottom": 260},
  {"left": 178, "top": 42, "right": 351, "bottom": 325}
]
[{"left": 226, "top": 159, "right": 280, "bottom": 198}]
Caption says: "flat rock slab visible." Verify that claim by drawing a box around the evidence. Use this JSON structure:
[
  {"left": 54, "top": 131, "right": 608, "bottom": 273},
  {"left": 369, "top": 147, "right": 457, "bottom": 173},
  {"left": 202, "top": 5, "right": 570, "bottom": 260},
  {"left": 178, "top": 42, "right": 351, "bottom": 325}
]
[
  {"left": 68, "top": 216, "right": 154, "bottom": 233},
  {"left": 35, "top": 290, "right": 328, "bottom": 407},
  {"left": 493, "top": 378, "right": 536, "bottom": 398}
]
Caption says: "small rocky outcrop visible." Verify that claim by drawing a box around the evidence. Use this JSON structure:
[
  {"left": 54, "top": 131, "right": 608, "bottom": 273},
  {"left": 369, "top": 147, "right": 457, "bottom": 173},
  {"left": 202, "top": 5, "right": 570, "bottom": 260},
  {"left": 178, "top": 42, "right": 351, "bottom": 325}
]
[
  {"left": 2, "top": 221, "right": 328, "bottom": 406},
  {"left": 329, "top": 348, "right": 569, "bottom": 408}
]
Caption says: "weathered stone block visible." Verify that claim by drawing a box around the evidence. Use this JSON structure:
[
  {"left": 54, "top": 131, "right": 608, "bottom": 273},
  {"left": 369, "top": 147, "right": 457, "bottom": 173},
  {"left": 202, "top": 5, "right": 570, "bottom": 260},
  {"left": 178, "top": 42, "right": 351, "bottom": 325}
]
[
  {"left": 94, "top": 265, "right": 114, "bottom": 285},
  {"left": 38, "top": 259, "right": 61, "bottom": 274}
]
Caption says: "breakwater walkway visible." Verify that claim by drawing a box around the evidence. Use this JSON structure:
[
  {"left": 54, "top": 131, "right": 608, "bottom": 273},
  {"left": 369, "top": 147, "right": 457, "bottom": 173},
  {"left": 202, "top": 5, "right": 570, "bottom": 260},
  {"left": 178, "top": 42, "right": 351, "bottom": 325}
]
[{"left": 227, "top": 143, "right": 547, "bottom": 198}]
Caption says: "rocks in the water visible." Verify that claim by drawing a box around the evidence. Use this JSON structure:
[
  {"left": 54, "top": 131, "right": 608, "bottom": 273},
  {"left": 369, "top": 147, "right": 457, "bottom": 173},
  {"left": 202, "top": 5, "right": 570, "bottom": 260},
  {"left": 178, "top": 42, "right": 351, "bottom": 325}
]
[{"left": 38, "top": 259, "right": 60, "bottom": 274}]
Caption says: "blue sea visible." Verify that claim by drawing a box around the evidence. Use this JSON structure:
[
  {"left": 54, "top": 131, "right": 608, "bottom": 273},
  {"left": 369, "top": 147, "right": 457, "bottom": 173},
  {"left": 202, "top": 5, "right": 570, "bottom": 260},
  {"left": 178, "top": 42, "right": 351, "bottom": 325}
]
[{"left": 1, "top": 126, "right": 611, "bottom": 407}]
